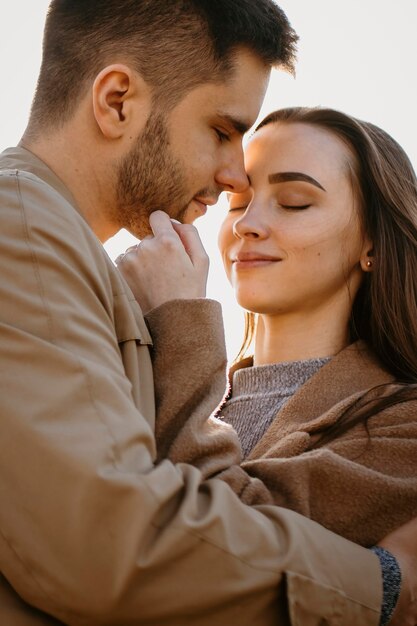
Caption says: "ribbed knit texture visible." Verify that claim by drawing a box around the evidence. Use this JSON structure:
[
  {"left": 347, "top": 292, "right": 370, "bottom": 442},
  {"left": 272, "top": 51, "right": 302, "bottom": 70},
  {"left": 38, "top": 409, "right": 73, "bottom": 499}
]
[
  {"left": 370, "top": 547, "right": 402, "bottom": 626},
  {"left": 220, "top": 357, "right": 330, "bottom": 458}
]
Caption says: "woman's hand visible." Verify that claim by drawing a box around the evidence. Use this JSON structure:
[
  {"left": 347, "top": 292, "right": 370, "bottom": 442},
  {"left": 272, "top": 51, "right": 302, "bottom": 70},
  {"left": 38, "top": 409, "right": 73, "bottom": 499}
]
[
  {"left": 379, "top": 516, "right": 417, "bottom": 625},
  {"left": 116, "top": 211, "right": 209, "bottom": 314}
]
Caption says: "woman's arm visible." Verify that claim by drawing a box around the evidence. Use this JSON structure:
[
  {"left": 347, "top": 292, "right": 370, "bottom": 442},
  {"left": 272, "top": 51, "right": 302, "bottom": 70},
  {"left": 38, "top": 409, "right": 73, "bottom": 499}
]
[{"left": 240, "top": 407, "right": 417, "bottom": 545}]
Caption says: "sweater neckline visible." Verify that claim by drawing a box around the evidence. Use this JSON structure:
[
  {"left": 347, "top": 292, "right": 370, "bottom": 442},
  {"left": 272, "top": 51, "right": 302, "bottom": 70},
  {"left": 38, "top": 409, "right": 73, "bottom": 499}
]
[{"left": 231, "top": 356, "right": 331, "bottom": 396}]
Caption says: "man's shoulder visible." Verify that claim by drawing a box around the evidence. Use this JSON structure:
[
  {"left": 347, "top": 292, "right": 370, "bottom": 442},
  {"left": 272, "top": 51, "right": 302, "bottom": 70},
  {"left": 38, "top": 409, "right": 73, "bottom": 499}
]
[
  {"left": 1, "top": 159, "right": 77, "bottom": 219},
  {"left": 0, "top": 151, "right": 116, "bottom": 291},
  {"left": 1, "top": 153, "right": 101, "bottom": 252},
  {"left": 1, "top": 146, "right": 84, "bottom": 225}
]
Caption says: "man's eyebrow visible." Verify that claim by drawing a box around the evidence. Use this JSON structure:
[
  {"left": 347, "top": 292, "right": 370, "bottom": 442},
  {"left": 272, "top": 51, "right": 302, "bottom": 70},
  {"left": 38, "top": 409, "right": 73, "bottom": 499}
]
[
  {"left": 268, "top": 171, "right": 326, "bottom": 191},
  {"left": 219, "top": 113, "right": 252, "bottom": 136}
]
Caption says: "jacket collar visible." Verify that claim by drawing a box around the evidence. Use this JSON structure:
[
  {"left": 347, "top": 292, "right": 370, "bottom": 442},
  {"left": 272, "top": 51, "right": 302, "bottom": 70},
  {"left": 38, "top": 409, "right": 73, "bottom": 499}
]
[
  {"left": 247, "top": 341, "right": 394, "bottom": 459},
  {"left": 0, "top": 146, "right": 78, "bottom": 214}
]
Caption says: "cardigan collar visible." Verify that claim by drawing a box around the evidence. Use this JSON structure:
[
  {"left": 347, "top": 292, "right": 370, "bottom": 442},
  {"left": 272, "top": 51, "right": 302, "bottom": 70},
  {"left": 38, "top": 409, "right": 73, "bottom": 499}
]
[{"left": 247, "top": 341, "right": 394, "bottom": 459}]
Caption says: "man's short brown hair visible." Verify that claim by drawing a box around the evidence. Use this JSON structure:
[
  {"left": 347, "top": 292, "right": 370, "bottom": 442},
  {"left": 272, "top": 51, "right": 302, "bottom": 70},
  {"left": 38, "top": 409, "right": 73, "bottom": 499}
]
[{"left": 29, "top": 0, "right": 297, "bottom": 131}]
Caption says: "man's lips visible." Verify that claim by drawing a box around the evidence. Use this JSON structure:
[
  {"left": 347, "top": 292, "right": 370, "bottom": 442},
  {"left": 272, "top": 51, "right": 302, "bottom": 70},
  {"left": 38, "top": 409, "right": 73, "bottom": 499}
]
[
  {"left": 191, "top": 196, "right": 218, "bottom": 217},
  {"left": 231, "top": 252, "right": 282, "bottom": 269},
  {"left": 192, "top": 198, "right": 208, "bottom": 216}
]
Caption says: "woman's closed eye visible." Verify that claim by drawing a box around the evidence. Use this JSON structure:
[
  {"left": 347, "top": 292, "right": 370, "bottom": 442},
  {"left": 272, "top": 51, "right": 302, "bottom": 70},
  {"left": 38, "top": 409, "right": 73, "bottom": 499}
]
[
  {"left": 277, "top": 193, "right": 313, "bottom": 211},
  {"left": 228, "top": 205, "right": 248, "bottom": 212},
  {"left": 280, "top": 203, "right": 311, "bottom": 210}
]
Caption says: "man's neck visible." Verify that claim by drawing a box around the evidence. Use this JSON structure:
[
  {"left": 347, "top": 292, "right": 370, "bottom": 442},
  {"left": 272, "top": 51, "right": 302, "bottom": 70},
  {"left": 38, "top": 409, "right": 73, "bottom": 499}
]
[{"left": 20, "top": 130, "right": 118, "bottom": 243}]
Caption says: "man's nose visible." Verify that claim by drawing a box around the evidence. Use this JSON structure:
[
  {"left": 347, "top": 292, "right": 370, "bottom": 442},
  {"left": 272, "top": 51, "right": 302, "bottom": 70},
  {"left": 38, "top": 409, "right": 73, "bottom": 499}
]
[{"left": 215, "top": 152, "right": 249, "bottom": 193}]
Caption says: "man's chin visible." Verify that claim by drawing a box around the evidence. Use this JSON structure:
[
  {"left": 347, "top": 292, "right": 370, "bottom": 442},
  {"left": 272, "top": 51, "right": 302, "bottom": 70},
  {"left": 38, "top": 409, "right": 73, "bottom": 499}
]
[
  {"left": 125, "top": 220, "right": 153, "bottom": 240},
  {"left": 125, "top": 203, "right": 193, "bottom": 238},
  {"left": 182, "top": 202, "right": 207, "bottom": 224}
]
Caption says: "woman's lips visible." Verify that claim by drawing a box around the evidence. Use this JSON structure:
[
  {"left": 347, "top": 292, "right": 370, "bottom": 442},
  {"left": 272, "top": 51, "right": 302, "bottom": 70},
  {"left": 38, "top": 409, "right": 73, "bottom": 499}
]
[{"left": 232, "top": 252, "right": 282, "bottom": 270}]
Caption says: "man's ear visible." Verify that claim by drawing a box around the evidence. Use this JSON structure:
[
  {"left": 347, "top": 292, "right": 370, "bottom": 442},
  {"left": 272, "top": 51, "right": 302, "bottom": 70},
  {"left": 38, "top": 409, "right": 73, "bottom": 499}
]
[{"left": 92, "top": 64, "right": 151, "bottom": 139}]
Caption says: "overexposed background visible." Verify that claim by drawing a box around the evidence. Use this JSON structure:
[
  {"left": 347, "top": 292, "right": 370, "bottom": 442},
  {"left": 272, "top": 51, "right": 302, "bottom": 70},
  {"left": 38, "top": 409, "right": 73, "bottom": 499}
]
[{"left": 1, "top": 1, "right": 416, "bottom": 358}]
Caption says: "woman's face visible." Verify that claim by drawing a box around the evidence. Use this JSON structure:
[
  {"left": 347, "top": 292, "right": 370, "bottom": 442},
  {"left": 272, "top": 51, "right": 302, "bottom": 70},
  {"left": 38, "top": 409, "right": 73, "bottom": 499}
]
[{"left": 218, "top": 121, "right": 371, "bottom": 317}]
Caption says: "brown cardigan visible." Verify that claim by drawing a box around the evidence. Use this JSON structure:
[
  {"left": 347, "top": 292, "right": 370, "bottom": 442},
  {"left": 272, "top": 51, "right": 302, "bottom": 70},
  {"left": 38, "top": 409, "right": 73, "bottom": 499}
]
[{"left": 149, "top": 329, "right": 417, "bottom": 547}]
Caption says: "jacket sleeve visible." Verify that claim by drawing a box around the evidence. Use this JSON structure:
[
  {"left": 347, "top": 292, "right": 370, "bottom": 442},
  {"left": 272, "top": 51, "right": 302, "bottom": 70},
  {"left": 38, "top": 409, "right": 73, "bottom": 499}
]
[
  {"left": 241, "top": 408, "right": 417, "bottom": 546},
  {"left": 145, "top": 299, "right": 276, "bottom": 506},
  {"left": 0, "top": 171, "right": 382, "bottom": 626},
  {"left": 145, "top": 299, "right": 247, "bottom": 473}
]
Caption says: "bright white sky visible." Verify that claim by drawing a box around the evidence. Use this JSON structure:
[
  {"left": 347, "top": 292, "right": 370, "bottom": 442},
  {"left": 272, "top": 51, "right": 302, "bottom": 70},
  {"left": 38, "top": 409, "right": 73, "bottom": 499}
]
[{"left": 1, "top": 1, "right": 416, "bottom": 358}]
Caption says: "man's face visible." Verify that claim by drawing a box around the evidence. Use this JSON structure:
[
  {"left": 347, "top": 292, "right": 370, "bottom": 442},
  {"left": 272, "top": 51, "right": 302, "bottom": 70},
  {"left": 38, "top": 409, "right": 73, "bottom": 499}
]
[{"left": 115, "top": 49, "right": 270, "bottom": 238}]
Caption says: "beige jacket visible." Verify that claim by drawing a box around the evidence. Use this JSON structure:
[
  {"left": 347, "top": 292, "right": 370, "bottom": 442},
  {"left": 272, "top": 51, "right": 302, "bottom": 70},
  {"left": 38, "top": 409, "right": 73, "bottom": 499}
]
[
  {"left": 0, "top": 147, "right": 382, "bottom": 626},
  {"left": 156, "top": 338, "right": 417, "bottom": 547}
]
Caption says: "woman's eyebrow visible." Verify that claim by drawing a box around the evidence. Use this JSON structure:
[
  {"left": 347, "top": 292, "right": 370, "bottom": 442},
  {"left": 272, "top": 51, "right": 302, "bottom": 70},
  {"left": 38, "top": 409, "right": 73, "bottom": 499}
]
[{"left": 268, "top": 171, "right": 326, "bottom": 191}]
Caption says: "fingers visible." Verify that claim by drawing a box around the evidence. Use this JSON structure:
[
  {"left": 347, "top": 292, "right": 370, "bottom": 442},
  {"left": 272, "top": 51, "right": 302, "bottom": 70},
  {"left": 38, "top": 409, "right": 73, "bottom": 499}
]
[
  {"left": 115, "top": 236, "right": 153, "bottom": 264},
  {"left": 171, "top": 221, "right": 209, "bottom": 271},
  {"left": 148, "top": 211, "right": 208, "bottom": 270},
  {"left": 116, "top": 212, "right": 207, "bottom": 265},
  {"left": 115, "top": 211, "right": 209, "bottom": 310},
  {"left": 149, "top": 211, "right": 179, "bottom": 238},
  {"left": 114, "top": 209, "right": 208, "bottom": 312},
  {"left": 147, "top": 211, "right": 191, "bottom": 261}
]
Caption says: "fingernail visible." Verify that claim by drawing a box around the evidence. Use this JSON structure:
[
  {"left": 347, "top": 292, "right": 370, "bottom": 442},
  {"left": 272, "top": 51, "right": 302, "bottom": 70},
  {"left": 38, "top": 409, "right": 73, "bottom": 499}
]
[{"left": 170, "top": 219, "right": 181, "bottom": 224}]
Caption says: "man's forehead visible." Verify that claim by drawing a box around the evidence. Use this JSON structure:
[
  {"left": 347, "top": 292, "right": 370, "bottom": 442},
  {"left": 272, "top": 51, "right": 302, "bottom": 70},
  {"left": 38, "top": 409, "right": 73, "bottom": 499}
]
[
  {"left": 216, "top": 53, "right": 271, "bottom": 128},
  {"left": 171, "top": 51, "right": 269, "bottom": 131},
  {"left": 210, "top": 78, "right": 270, "bottom": 133}
]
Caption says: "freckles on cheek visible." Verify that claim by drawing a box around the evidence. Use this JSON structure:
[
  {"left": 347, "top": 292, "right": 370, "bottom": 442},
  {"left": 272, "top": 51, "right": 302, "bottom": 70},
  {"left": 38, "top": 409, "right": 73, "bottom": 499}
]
[
  {"left": 290, "top": 241, "right": 325, "bottom": 256},
  {"left": 292, "top": 243, "right": 328, "bottom": 268}
]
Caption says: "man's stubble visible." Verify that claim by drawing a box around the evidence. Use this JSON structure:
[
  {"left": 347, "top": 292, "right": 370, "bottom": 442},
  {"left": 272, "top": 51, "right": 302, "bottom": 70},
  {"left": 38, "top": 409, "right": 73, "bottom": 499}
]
[{"left": 115, "top": 112, "right": 191, "bottom": 238}]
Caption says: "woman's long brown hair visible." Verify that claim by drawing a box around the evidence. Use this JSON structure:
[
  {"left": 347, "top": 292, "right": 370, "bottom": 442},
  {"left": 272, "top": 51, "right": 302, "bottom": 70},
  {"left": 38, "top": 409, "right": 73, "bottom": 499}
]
[{"left": 234, "top": 107, "right": 417, "bottom": 444}]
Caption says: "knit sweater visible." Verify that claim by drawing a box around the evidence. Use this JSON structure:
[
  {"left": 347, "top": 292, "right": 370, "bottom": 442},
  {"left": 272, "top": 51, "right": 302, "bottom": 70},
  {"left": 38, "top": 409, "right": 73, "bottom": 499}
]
[{"left": 220, "top": 357, "right": 330, "bottom": 458}]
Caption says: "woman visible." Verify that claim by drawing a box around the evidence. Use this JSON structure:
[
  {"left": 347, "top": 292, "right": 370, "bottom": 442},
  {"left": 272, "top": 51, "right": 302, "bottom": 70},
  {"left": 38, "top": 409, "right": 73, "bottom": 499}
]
[
  {"left": 119, "top": 107, "right": 417, "bottom": 549},
  {"left": 211, "top": 107, "right": 417, "bottom": 546}
]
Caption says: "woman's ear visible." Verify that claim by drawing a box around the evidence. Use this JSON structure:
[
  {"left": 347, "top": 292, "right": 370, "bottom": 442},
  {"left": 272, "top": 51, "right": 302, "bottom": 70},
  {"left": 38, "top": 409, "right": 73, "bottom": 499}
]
[
  {"left": 360, "top": 243, "right": 375, "bottom": 272},
  {"left": 92, "top": 64, "right": 151, "bottom": 139}
]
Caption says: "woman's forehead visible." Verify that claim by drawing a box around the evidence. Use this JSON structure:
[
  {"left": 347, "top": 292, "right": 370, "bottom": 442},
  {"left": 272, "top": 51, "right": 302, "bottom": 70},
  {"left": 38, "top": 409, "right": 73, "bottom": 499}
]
[{"left": 245, "top": 121, "right": 354, "bottom": 184}]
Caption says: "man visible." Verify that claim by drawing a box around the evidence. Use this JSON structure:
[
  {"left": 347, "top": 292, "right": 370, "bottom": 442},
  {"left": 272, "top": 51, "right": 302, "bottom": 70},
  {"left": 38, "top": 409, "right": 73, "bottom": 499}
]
[{"left": 0, "top": 1, "right": 415, "bottom": 625}]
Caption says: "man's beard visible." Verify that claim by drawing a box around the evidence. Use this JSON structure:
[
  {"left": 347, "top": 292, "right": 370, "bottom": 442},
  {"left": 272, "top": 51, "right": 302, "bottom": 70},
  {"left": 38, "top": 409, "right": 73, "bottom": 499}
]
[{"left": 115, "top": 112, "right": 190, "bottom": 238}]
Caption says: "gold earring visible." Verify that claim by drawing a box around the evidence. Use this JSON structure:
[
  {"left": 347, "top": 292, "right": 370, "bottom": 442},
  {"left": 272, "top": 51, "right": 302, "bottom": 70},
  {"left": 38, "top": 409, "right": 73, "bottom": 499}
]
[{"left": 366, "top": 260, "right": 373, "bottom": 268}]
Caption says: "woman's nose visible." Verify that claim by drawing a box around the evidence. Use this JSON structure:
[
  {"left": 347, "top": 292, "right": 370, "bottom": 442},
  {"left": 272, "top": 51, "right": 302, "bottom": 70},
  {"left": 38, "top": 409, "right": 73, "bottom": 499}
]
[{"left": 232, "top": 204, "right": 269, "bottom": 240}]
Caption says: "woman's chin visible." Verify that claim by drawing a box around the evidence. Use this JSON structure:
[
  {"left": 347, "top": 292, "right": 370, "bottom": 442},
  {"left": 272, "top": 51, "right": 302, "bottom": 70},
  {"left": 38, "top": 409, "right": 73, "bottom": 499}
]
[{"left": 236, "top": 297, "right": 280, "bottom": 316}]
